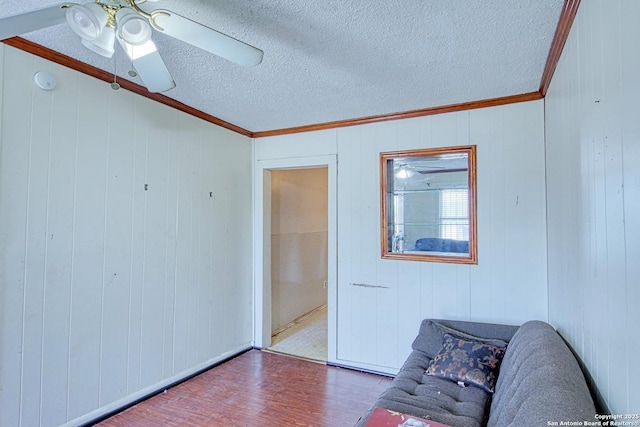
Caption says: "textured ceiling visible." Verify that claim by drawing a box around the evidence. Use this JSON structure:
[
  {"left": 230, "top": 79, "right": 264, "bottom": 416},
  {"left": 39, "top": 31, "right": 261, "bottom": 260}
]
[{"left": 2, "top": 0, "right": 564, "bottom": 133}]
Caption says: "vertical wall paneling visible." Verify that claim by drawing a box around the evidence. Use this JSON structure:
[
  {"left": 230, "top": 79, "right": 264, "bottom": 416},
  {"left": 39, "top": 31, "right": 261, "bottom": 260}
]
[
  {"left": 125, "top": 97, "right": 148, "bottom": 395},
  {"left": 470, "top": 104, "right": 548, "bottom": 323},
  {"left": 39, "top": 59, "right": 78, "bottom": 426},
  {"left": 221, "top": 127, "right": 253, "bottom": 352},
  {"left": 254, "top": 128, "right": 339, "bottom": 161},
  {"left": 355, "top": 123, "right": 387, "bottom": 366},
  {"left": 194, "top": 131, "right": 209, "bottom": 365},
  {"left": 22, "top": 56, "right": 54, "bottom": 427},
  {"left": 171, "top": 114, "right": 192, "bottom": 376},
  {"left": 394, "top": 117, "right": 434, "bottom": 363},
  {"left": 0, "top": 46, "right": 253, "bottom": 427},
  {"left": 545, "top": 0, "right": 640, "bottom": 413},
  {"left": 622, "top": 85, "right": 640, "bottom": 414},
  {"left": 372, "top": 122, "right": 403, "bottom": 369},
  {"left": 0, "top": 45, "right": 29, "bottom": 427},
  {"left": 352, "top": 103, "right": 546, "bottom": 373},
  {"left": 162, "top": 114, "right": 179, "bottom": 380},
  {"left": 67, "top": 73, "right": 109, "bottom": 420},
  {"left": 335, "top": 126, "right": 358, "bottom": 361},
  {"left": 258, "top": 100, "right": 548, "bottom": 375},
  {"left": 99, "top": 87, "right": 135, "bottom": 408},
  {"left": 208, "top": 126, "right": 225, "bottom": 358},
  {"left": 186, "top": 130, "right": 200, "bottom": 368}
]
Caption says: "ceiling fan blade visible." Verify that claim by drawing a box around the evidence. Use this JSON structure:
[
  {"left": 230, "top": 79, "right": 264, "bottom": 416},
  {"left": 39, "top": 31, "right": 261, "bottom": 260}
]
[
  {"left": 0, "top": 4, "right": 71, "bottom": 41},
  {"left": 117, "top": 37, "right": 176, "bottom": 93},
  {"left": 150, "top": 10, "right": 263, "bottom": 67}
]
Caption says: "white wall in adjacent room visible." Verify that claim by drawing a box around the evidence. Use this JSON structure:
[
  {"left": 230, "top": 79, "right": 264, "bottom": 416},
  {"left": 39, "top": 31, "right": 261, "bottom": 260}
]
[
  {"left": 0, "top": 45, "right": 253, "bottom": 427},
  {"left": 545, "top": 0, "right": 640, "bottom": 414},
  {"left": 255, "top": 99, "right": 548, "bottom": 374},
  {"left": 270, "top": 168, "right": 328, "bottom": 333}
]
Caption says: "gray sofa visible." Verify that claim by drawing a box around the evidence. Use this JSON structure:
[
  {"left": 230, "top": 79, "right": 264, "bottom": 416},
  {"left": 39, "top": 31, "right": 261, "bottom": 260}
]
[{"left": 356, "top": 319, "right": 596, "bottom": 427}]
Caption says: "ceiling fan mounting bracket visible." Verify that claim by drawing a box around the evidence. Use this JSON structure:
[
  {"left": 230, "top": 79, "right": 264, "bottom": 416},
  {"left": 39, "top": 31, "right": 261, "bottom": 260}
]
[
  {"left": 95, "top": 2, "right": 121, "bottom": 28},
  {"left": 124, "top": 0, "right": 152, "bottom": 21}
]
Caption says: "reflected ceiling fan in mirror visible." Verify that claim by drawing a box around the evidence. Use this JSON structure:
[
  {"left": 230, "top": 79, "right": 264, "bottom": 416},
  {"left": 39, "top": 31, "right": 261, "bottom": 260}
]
[{"left": 0, "top": 0, "right": 264, "bottom": 93}]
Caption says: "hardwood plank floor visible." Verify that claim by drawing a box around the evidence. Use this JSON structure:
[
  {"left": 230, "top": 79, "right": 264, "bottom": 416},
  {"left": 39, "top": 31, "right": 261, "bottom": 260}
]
[{"left": 95, "top": 350, "right": 392, "bottom": 426}]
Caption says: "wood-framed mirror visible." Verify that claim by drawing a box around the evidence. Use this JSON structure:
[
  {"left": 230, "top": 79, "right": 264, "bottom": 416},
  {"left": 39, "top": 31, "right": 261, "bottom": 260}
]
[{"left": 380, "top": 145, "right": 477, "bottom": 264}]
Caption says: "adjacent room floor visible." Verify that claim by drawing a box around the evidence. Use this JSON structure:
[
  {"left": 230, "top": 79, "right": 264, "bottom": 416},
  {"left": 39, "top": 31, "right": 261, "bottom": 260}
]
[{"left": 268, "top": 305, "right": 328, "bottom": 362}]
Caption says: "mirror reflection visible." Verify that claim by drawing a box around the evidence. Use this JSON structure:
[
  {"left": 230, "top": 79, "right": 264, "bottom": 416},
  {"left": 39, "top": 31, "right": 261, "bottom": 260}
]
[{"left": 381, "top": 146, "right": 477, "bottom": 264}]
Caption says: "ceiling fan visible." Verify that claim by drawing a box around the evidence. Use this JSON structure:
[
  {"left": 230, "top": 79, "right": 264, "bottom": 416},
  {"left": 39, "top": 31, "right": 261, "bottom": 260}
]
[{"left": 0, "top": 0, "right": 264, "bottom": 93}]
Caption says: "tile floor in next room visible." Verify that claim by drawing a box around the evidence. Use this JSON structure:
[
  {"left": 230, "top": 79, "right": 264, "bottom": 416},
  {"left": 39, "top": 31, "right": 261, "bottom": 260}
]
[{"left": 267, "top": 305, "right": 328, "bottom": 362}]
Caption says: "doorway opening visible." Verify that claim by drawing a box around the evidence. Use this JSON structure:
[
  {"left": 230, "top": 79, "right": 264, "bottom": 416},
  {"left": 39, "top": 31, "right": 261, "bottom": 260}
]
[{"left": 266, "top": 167, "right": 328, "bottom": 362}]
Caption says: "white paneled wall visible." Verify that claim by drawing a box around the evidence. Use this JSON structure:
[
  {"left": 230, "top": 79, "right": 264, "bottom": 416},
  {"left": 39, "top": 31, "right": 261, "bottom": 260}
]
[
  {"left": 336, "top": 102, "right": 548, "bottom": 372},
  {"left": 255, "top": 100, "right": 548, "bottom": 374},
  {"left": 0, "top": 46, "right": 253, "bottom": 427},
  {"left": 545, "top": 0, "right": 640, "bottom": 414}
]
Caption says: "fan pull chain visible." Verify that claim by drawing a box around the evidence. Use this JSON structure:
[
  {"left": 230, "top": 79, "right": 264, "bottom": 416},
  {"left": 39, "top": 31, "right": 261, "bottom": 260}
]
[
  {"left": 128, "top": 49, "right": 138, "bottom": 78},
  {"left": 111, "top": 49, "right": 120, "bottom": 90}
]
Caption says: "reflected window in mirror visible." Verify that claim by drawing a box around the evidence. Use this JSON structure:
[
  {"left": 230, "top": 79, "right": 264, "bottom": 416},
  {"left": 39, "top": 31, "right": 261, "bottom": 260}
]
[{"left": 380, "top": 145, "right": 477, "bottom": 264}]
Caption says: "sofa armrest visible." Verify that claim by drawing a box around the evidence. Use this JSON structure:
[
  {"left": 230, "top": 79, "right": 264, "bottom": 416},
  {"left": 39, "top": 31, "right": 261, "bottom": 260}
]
[{"left": 487, "top": 321, "right": 596, "bottom": 427}]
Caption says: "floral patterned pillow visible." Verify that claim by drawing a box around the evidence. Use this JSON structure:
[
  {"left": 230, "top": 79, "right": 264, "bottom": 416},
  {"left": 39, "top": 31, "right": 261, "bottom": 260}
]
[{"left": 426, "top": 333, "right": 507, "bottom": 392}]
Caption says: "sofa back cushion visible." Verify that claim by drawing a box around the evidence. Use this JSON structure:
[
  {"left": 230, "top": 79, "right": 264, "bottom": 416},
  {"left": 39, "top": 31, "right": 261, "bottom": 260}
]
[
  {"left": 487, "top": 320, "right": 596, "bottom": 427},
  {"left": 412, "top": 319, "right": 519, "bottom": 359}
]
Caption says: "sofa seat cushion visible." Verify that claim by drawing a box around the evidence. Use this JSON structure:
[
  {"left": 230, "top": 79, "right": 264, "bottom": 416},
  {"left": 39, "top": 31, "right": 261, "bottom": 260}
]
[{"left": 367, "top": 349, "right": 492, "bottom": 427}]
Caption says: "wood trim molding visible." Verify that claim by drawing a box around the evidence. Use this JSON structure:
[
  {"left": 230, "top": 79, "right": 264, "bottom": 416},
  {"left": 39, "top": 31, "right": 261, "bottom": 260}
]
[
  {"left": 379, "top": 145, "right": 477, "bottom": 265},
  {"left": 539, "top": 0, "right": 581, "bottom": 96},
  {"left": 1, "top": 37, "right": 253, "bottom": 138},
  {"left": 3, "top": 0, "right": 579, "bottom": 140},
  {"left": 253, "top": 91, "right": 542, "bottom": 138}
]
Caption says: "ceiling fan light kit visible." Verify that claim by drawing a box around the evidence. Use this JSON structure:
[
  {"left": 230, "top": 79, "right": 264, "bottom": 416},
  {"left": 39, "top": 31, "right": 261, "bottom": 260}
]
[
  {"left": 115, "top": 7, "right": 151, "bottom": 45},
  {"left": 1, "top": 0, "right": 264, "bottom": 93},
  {"left": 66, "top": 3, "right": 108, "bottom": 41},
  {"left": 82, "top": 25, "right": 115, "bottom": 57}
]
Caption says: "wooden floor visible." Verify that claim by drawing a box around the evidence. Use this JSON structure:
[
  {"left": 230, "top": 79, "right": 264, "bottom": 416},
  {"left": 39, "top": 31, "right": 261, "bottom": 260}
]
[{"left": 95, "top": 350, "right": 392, "bottom": 426}]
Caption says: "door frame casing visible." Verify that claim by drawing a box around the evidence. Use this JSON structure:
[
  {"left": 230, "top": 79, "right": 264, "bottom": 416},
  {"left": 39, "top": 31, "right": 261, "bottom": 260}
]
[{"left": 253, "top": 155, "right": 337, "bottom": 364}]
